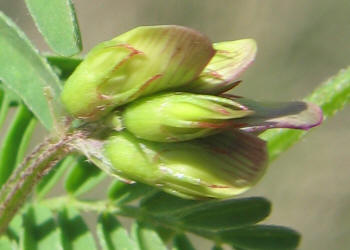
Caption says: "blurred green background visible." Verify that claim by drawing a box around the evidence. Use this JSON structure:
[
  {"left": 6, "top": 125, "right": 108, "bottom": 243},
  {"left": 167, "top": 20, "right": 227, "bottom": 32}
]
[{"left": 1, "top": 0, "right": 350, "bottom": 249}]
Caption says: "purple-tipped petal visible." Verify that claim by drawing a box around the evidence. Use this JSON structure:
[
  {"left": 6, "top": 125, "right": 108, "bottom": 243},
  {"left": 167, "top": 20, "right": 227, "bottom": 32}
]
[{"left": 222, "top": 96, "right": 323, "bottom": 132}]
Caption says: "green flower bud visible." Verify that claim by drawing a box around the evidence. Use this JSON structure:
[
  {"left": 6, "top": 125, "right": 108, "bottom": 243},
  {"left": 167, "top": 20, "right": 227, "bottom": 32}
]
[
  {"left": 122, "top": 92, "right": 323, "bottom": 142},
  {"left": 61, "top": 25, "right": 215, "bottom": 120},
  {"left": 103, "top": 130, "right": 267, "bottom": 199},
  {"left": 122, "top": 92, "right": 252, "bottom": 142},
  {"left": 184, "top": 39, "right": 257, "bottom": 94}
]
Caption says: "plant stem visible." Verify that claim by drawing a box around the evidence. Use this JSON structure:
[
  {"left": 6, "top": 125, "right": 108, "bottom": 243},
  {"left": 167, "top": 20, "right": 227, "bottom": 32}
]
[
  {"left": 40, "top": 195, "right": 121, "bottom": 213},
  {"left": 40, "top": 195, "right": 177, "bottom": 230},
  {"left": 0, "top": 133, "right": 76, "bottom": 234},
  {"left": 40, "top": 195, "right": 147, "bottom": 219}
]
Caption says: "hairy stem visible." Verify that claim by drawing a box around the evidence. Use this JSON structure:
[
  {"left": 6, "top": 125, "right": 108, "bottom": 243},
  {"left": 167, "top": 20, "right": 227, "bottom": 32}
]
[{"left": 0, "top": 133, "right": 77, "bottom": 234}]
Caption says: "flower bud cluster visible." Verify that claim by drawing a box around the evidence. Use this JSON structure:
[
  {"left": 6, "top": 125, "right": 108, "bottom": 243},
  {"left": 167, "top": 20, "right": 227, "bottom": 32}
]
[{"left": 61, "top": 25, "right": 322, "bottom": 199}]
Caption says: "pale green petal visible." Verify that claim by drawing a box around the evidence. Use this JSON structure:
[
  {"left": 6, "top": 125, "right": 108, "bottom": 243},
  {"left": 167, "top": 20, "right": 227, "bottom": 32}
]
[{"left": 185, "top": 39, "right": 257, "bottom": 94}]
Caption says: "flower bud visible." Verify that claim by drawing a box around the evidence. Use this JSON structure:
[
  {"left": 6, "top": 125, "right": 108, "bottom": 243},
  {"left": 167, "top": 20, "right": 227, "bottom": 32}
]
[
  {"left": 122, "top": 92, "right": 322, "bottom": 142},
  {"left": 184, "top": 39, "right": 257, "bottom": 94},
  {"left": 103, "top": 130, "right": 267, "bottom": 199},
  {"left": 61, "top": 25, "right": 215, "bottom": 120},
  {"left": 122, "top": 92, "right": 253, "bottom": 142}
]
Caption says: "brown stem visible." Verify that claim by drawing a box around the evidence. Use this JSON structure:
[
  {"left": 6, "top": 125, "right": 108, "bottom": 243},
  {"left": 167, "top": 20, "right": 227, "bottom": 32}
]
[{"left": 0, "top": 133, "right": 78, "bottom": 235}]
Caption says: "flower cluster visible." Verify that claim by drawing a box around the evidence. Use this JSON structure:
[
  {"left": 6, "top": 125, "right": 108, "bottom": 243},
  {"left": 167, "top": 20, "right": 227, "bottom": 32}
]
[{"left": 61, "top": 25, "right": 322, "bottom": 199}]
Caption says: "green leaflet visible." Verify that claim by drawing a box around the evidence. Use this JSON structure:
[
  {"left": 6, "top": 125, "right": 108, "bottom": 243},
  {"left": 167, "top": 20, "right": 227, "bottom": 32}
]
[
  {"left": 0, "top": 105, "right": 33, "bottom": 186},
  {"left": 0, "top": 89, "right": 10, "bottom": 128},
  {"left": 26, "top": 0, "right": 82, "bottom": 56},
  {"left": 172, "top": 234, "right": 195, "bottom": 250},
  {"left": 64, "top": 156, "right": 106, "bottom": 196},
  {"left": 108, "top": 181, "right": 155, "bottom": 204},
  {"left": 261, "top": 67, "right": 350, "bottom": 160},
  {"left": 0, "top": 84, "right": 23, "bottom": 128},
  {"left": 140, "top": 191, "right": 202, "bottom": 216},
  {"left": 141, "top": 192, "right": 271, "bottom": 231},
  {"left": 140, "top": 193, "right": 275, "bottom": 248},
  {"left": 97, "top": 213, "right": 138, "bottom": 250},
  {"left": 15, "top": 118, "right": 37, "bottom": 166},
  {"left": 21, "top": 205, "right": 61, "bottom": 250},
  {"left": 0, "top": 84, "right": 21, "bottom": 109},
  {"left": 0, "top": 236, "right": 12, "bottom": 250},
  {"left": 58, "top": 207, "right": 97, "bottom": 250},
  {"left": 6, "top": 214, "right": 22, "bottom": 244},
  {"left": 175, "top": 197, "right": 271, "bottom": 231},
  {"left": 215, "top": 225, "right": 300, "bottom": 250},
  {"left": 211, "top": 246, "right": 224, "bottom": 250},
  {"left": 0, "top": 12, "right": 62, "bottom": 130},
  {"left": 132, "top": 221, "right": 167, "bottom": 250},
  {"left": 46, "top": 56, "right": 82, "bottom": 79}
]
